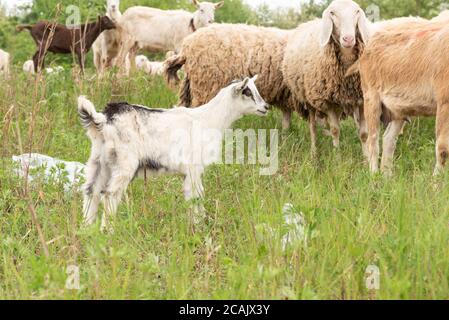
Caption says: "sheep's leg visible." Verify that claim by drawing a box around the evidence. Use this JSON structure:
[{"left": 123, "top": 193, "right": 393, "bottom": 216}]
[
  {"left": 308, "top": 109, "right": 317, "bottom": 157},
  {"left": 354, "top": 105, "right": 369, "bottom": 160},
  {"left": 82, "top": 157, "right": 108, "bottom": 226},
  {"left": 282, "top": 109, "right": 292, "bottom": 131},
  {"left": 434, "top": 101, "right": 449, "bottom": 175},
  {"left": 381, "top": 120, "right": 406, "bottom": 177},
  {"left": 364, "top": 90, "right": 382, "bottom": 173},
  {"left": 101, "top": 165, "right": 137, "bottom": 233},
  {"left": 184, "top": 168, "right": 206, "bottom": 224},
  {"left": 327, "top": 109, "right": 341, "bottom": 148}
]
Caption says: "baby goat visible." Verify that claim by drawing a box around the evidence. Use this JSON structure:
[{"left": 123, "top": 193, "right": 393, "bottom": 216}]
[{"left": 78, "top": 76, "right": 268, "bottom": 231}]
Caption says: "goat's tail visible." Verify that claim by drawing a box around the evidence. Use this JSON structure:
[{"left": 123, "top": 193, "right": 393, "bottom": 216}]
[
  {"left": 77, "top": 96, "right": 106, "bottom": 133},
  {"left": 16, "top": 24, "right": 33, "bottom": 32},
  {"left": 164, "top": 54, "right": 186, "bottom": 88}
]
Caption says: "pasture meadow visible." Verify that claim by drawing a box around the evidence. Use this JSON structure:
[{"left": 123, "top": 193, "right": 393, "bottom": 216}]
[{"left": 1, "top": 63, "right": 449, "bottom": 299}]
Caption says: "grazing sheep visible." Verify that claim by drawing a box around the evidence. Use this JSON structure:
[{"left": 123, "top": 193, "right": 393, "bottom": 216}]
[
  {"left": 78, "top": 76, "right": 268, "bottom": 231},
  {"left": 358, "top": 16, "right": 449, "bottom": 175},
  {"left": 23, "top": 60, "right": 35, "bottom": 74},
  {"left": 165, "top": 23, "right": 300, "bottom": 130},
  {"left": 282, "top": 0, "right": 371, "bottom": 154},
  {"left": 17, "top": 16, "right": 116, "bottom": 73},
  {"left": 135, "top": 55, "right": 164, "bottom": 76},
  {"left": 92, "top": 0, "right": 123, "bottom": 75},
  {"left": 0, "top": 49, "right": 10, "bottom": 76},
  {"left": 116, "top": 0, "right": 224, "bottom": 74}
]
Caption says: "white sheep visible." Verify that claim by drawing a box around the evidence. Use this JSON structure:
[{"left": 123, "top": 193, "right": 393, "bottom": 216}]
[
  {"left": 92, "top": 0, "right": 123, "bottom": 75},
  {"left": 0, "top": 49, "right": 10, "bottom": 76},
  {"left": 116, "top": 0, "right": 224, "bottom": 74},
  {"left": 282, "top": 0, "right": 371, "bottom": 154},
  {"left": 78, "top": 75, "right": 268, "bottom": 231},
  {"left": 23, "top": 60, "right": 35, "bottom": 74},
  {"left": 135, "top": 55, "right": 164, "bottom": 76}
]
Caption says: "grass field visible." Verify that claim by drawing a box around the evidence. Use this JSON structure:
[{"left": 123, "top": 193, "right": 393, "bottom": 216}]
[{"left": 1, "top": 65, "right": 449, "bottom": 300}]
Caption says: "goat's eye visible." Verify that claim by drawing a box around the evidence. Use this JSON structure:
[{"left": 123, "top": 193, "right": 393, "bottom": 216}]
[
  {"left": 330, "top": 11, "right": 335, "bottom": 16},
  {"left": 200, "top": 9, "right": 205, "bottom": 13},
  {"left": 242, "top": 88, "right": 252, "bottom": 98}
]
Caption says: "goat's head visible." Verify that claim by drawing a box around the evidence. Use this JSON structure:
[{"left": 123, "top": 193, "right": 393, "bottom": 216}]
[
  {"left": 192, "top": 0, "right": 224, "bottom": 28},
  {"left": 98, "top": 15, "right": 116, "bottom": 30},
  {"left": 229, "top": 75, "right": 269, "bottom": 117},
  {"left": 106, "top": 0, "right": 120, "bottom": 14},
  {"left": 320, "top": 0, "right": 370, "bottom": 49}
]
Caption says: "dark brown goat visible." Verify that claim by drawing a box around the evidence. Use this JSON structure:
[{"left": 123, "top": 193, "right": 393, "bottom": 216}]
[{"left": 17, "top": 16, "right": 115, "bottom": 73}]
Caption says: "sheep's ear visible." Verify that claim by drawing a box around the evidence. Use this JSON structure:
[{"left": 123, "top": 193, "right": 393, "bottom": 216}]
[
  {"left": 357, "top": 11, "right": 371, "bottom": 44},
  {"left": 192, "top": 0, "right": 200, "bottom": 7},
  {"left": 215, "top": 1, "right": 224, "bottom": 9},
  {"left": 320, "top": 10, "right": 333, "bottom": 47}
]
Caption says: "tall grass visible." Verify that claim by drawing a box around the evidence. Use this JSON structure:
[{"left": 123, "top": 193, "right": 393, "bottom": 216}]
[{"left": 1, "top": 65, "right": 449, "bottom": 299}]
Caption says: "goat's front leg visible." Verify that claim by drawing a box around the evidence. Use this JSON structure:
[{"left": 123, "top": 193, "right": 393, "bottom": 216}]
[
  {"left": 184, "top": 168, "right": 206, "bottom": 225},
  {"left": 381, "top": 120, "right": 406, "bottom": 177}
]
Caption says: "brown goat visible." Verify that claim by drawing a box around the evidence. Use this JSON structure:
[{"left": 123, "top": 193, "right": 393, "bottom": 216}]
[
  {"left": 359, "top": 16, "right": 449, "bottom": 176},
  {"left": 17, "top": 16, "right": 115, "bottom": 73}
]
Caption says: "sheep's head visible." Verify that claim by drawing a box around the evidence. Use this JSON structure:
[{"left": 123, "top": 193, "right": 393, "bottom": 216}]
[
  {"left": 231, "top": 75, "right": 269, "bottom": 117},
  {"left": 192, "top": 0, "right": 224, "bottom": 28},
  {"left": 106, "top": 0, "right": 120, "bottom": 14},
  {"left": 320, "top": 0, "right": 370, "bottom": 49}
]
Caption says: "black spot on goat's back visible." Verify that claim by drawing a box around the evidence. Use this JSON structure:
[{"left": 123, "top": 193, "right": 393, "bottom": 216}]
[{"left": 104, "top": 102, "right": 164, "bottom": 122}]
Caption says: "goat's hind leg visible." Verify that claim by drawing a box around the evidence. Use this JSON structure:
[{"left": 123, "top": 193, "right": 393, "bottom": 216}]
[
  {"left": 101, "top": 162, "right": 138, "bottom": 232},
  {"left": 82, "top": 158, "right": 105, "bottom": 226},
  {"left": 434, "top": 101, "right": 449, "bottom": 175}
]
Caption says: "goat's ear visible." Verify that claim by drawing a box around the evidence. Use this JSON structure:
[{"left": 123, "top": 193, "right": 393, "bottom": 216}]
[
  {"left": 251, "top": 74, "right": 258, "bottom": 83},
  {"left": 320, "top": 9, "right": 334, "bottom": 47},
  {"left": 357, "top": 10, "right": 371, "bottom": 44},
  {"left": 233, "top": 77, "right": 250, "bottom": 95},
  {"left": 192, "top": 0, "right": 200, "bottom": 8},
  {"left": 215, "top": 1, "right": 224, "bottom": 9}
]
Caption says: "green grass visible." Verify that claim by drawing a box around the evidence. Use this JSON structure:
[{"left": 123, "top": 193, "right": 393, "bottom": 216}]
[{"left": 1, "top": 65, "right": 449, "bottom": 300}]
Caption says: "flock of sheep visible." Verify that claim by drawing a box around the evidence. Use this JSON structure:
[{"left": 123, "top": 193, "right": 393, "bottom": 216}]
[{"left": 1, "top": 0, "right": 449, "bottom": 228}]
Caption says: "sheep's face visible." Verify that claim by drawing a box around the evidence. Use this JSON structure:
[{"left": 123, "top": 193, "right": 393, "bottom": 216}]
[
  {"left": 135, "top": 55, "right": 148, "bottom": 69},
  {"left": 192, "top": 0, "right": 224, "bottom": 28},
  {"left": 320, "top": 0, "right": 370, "bottom": 49},
  {"left": 232, "top": 75, "right": 269, "bottom": 117},
  {"left": 106, "top": 0, "right": 120, "bottom": 13}
]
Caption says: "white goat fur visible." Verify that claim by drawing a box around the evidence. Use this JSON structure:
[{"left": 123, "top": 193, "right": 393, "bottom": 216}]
[
  {"left": 116, "top": 0, "right": 223, "bottom": 73},
  {"left": 78, "top": 76, "right": 267, "bottom": 230},
  {"left": 135, "top": 55, "right": 164, "bottom": 76},
  {"left": 0, "top": 49, "right": 10, "bottom": 76},
  {"left": 92, "top": 0, "right": 123, "bottom": 75}
]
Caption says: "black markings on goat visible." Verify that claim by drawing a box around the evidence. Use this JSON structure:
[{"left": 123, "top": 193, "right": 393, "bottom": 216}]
[{"left": 104, "top": 102, "right": 164, "bottom": 123}]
